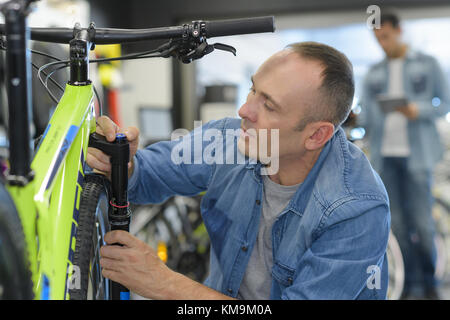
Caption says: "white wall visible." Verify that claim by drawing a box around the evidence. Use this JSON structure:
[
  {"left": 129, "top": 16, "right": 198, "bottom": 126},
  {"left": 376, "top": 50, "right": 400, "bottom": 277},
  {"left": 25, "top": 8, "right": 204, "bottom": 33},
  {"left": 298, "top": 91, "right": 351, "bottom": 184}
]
[{"left": 118, "top": 58, "right": 172, "bottom": 138}]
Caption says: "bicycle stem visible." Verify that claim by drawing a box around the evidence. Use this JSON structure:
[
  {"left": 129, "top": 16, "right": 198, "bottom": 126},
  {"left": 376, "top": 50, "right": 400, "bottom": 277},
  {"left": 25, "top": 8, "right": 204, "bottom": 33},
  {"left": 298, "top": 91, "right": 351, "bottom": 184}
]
[{"left": 69, "top": 23, "right": 95, "bottom": 85}]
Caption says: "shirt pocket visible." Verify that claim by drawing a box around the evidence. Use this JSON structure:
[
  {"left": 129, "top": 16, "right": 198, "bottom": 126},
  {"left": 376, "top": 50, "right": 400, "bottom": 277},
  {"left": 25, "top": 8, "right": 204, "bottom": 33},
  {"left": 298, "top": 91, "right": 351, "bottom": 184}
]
[
  {"left": 369, "top": 80, "right": 384, "bottom": 97},
  {"left": 410, "top": 73, "right": 428, "bottom": 95},
  {"left": 272, "top": 261, "right": 295, "bottom": 288}
]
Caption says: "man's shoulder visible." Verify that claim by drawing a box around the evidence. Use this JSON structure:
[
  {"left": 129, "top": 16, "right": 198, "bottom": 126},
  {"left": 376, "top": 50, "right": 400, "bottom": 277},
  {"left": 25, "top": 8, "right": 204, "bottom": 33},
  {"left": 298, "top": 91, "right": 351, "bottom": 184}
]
[
  {"left": 314, "top": 128, "right": 388, "bottom": 205},
  {"left": 407, "top": 50, "right": 442, "bottom": 71},
  {"left": 367, "top": 58, "right": 387, "bottom": 72},
  {"left": 407, "top": 49, "right": 436, "bottom": 61},
  {"left": 203, "top": 117, "right": 241, "bottom": 132}
]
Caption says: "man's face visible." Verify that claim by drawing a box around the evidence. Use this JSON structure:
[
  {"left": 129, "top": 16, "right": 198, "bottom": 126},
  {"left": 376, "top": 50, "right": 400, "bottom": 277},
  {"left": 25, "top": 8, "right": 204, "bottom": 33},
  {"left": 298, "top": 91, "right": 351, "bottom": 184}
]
[
  {"left": 374, "top": 22, "right": 402, "bottom": 57},
  {"left": 237, "top": 50, "right": 324, "bottom": 164}
]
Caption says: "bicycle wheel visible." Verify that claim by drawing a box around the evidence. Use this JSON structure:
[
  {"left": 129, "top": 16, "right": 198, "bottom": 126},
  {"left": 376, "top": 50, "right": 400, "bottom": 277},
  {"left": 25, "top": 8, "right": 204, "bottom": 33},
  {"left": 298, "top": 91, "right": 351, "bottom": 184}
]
[
  {"left": 432, "top": 197, "right": 450, "bottom": 282},
  {"left": 69, "top": 173, "right": 111, "bottom": 300},
  {"left": 0, "top": 183, "right": 34, "bottom": 299},
  {"left": 386, "top": 230, "right": 405, "bottom": 300}
]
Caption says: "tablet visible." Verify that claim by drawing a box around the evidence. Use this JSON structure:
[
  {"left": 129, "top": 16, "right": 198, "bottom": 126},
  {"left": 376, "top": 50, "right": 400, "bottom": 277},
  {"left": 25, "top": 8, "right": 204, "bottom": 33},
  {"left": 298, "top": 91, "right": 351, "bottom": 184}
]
[{"left": 377, "top": 96, "right": 409, "bottom": 113}]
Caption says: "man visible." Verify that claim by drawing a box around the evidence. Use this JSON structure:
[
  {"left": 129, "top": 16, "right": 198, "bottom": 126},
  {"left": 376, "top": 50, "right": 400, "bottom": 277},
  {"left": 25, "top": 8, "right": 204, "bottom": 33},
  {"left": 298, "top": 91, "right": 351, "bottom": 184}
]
[
  {"left": 359, "top": 12, "right": 450, "bottom": 299},
  {"left": 88, "top": 42, "right": 390, "bottom": 299}
]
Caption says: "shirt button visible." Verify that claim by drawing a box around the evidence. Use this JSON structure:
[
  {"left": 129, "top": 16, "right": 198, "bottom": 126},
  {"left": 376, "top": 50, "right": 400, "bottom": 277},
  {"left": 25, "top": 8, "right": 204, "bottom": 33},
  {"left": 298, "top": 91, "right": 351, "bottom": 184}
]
[
  {"left": 242, "top": 246, "right": 248, "bottom": 252},
  {"left": 255, "top": 199, "right": 261, "bottom": 205}
]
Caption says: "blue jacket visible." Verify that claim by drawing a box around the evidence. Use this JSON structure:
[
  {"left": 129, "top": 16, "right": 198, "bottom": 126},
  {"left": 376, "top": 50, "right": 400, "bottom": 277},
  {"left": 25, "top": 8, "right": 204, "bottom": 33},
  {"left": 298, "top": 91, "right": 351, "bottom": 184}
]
[
  {"left": 358, "top": 50, "right": 450, "bottom": 172},
  {"left": 128, "top": 118, "right": 390, "bottom": 299}
]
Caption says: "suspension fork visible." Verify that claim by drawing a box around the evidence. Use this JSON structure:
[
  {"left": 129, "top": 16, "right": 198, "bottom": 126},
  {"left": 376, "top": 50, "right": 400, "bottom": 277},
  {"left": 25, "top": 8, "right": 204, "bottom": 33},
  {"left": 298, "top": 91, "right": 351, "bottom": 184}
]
[
  {"left": 69, "top": 21, "right": 130, "bottom": 300},
  {"left": 88, "top": 132, "right": 131, "bottom": 300}
]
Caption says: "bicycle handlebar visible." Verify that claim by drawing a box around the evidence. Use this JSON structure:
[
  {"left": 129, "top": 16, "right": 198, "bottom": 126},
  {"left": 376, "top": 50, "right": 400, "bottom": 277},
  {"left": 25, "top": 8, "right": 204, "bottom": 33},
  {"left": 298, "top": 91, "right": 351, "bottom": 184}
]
[
  {"left": 204, "top": 16, "right": 274, "bottom": 38},
  {"left": 0, "top": 16, "right": 275, "bottom": 44}
]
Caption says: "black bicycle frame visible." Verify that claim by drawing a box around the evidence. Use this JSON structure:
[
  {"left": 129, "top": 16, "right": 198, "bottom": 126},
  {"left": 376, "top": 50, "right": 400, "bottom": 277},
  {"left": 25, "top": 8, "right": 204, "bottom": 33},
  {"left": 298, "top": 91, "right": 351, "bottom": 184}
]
[{"left": 2, "top": 0, "right": 34, "bottom": 186}]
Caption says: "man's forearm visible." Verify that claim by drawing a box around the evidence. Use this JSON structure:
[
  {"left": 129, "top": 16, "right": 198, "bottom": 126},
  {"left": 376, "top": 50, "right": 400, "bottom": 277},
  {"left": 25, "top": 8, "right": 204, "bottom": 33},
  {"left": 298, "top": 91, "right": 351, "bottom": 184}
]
[{"left": 155, "top": 271, "right": 236, "bottom": 300}]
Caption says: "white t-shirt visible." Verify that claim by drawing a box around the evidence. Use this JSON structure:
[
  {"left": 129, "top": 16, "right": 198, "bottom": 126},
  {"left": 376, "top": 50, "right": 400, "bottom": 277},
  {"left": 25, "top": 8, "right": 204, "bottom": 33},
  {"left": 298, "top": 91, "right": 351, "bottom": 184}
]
[
  {"left": 380, "top": 58, "right": 411, "bottom": 157},
  {"left": 237, "top": 168, "right": 300, "bottom": 300}
]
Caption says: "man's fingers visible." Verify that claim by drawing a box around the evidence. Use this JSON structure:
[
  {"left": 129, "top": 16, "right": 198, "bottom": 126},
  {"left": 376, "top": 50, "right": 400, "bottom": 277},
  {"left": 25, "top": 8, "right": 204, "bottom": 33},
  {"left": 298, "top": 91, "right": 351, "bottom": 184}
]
[
  {"left": 87, "top": 147, "right": 110, "bottom": 164},
  {"left": 100, "top": 256, "right": 122, "bottom": 270},
  {"left": 100, "top": 245, "right": 126, "bottom": 260},
  {"left": 104, "top": 230, "right": 136, "bottom": 247},
  {"left": 122, "top": 126, "right": 140, "bottom": 142},
  {"left": 101, "top": 268, "right": 123, "bottom": 284},
  {"left": 86, "top": 150, "right": 111, "bottom": 173},
  {"left": 97, "top": 115, "right": 119, "bottom": 142}
]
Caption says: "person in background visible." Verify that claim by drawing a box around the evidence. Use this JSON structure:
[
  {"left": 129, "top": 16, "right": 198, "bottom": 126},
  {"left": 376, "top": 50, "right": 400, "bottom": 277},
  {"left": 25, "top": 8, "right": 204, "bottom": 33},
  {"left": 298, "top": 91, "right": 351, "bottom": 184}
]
[{"left": 359, "top": 10, "right": 450, "bottom": 299}]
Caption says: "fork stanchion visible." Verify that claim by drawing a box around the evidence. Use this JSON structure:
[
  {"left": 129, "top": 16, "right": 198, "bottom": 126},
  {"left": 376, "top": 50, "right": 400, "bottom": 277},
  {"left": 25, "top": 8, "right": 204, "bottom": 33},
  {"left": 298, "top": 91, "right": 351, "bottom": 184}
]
[{"left": 88, "top": 132, "right": 131, "bottom": 300}]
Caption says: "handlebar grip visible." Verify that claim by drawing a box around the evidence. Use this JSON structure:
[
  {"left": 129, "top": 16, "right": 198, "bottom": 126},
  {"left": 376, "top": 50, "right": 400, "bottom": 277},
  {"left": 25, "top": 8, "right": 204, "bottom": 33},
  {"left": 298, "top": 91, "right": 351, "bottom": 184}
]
[{"left": 204, "top": 16, "right": 275, "bottom": 38}]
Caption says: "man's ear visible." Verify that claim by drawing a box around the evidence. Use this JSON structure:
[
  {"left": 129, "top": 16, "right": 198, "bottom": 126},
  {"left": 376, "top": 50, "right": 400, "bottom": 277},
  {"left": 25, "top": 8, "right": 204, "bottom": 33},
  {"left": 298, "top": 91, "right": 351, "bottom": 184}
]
[{"left": 304, "top": 122, "right": 335, "bottom": 151}]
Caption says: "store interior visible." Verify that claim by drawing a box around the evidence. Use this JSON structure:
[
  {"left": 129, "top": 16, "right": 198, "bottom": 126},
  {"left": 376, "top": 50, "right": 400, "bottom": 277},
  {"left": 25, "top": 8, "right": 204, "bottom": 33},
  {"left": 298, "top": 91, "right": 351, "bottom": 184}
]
[{"left": 0, "top": 0, "right": 450, "bottom": 300}]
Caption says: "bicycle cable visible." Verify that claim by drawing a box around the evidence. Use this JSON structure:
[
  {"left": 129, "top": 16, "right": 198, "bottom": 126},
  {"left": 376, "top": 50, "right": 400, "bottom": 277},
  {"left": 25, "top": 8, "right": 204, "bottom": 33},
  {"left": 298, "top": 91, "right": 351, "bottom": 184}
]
[
  {"left": 1, "top": 37, "right": 177, "bottom": 117},
  {"left": 44, "top": 64, "right": 68, "bottom": 87}
]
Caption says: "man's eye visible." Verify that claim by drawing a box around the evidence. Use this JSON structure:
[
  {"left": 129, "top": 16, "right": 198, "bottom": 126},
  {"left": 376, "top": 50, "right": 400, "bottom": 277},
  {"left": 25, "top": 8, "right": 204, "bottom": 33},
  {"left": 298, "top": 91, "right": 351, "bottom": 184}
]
[
  {"left": 249, "top": 87, "right": 256, "bottom": 94},
  {"left": 264, "top": 103, "right": 274, "bottom": 112}
]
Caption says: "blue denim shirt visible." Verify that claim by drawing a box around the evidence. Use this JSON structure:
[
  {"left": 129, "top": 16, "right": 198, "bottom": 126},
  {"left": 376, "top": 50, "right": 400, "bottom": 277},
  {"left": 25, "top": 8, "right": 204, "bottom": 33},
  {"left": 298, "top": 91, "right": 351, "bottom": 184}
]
[
  {"left": 128, "top": 118, "right": 390, "bottom": 299},
  {"left": 358, "top": 50, "right": 450, "bottom": 173}
]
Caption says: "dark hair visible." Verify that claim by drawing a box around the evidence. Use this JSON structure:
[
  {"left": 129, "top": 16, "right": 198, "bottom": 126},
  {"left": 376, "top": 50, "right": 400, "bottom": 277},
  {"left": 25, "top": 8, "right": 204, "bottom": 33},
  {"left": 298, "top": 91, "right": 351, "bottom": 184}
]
[
  {"left": 380, "top": 10, "right": 400, "bottom": 28},
  {"left": 287, "top": 42, "right": 355, "bottom": 130}
]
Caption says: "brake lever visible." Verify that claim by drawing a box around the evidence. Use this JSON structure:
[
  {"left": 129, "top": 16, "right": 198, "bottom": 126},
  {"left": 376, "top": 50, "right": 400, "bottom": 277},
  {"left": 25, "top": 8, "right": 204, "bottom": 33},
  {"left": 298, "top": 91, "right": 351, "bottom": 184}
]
[{"left": 212, "top": 43, "right": 236, "bottom": 56}]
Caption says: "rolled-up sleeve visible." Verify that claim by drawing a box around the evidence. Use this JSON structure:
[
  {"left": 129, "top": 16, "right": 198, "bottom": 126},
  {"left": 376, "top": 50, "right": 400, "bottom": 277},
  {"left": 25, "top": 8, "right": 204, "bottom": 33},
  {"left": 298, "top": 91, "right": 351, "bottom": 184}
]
[{"left": 128, "top": 119, "right": 226, "bottom": 204}]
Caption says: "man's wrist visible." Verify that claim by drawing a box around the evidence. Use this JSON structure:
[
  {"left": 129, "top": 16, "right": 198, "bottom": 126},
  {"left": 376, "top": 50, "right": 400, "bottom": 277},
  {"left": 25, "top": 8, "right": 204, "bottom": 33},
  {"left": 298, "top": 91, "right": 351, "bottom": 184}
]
[{"left": 152, "top": 270, "right": 235, "bottom": 300}]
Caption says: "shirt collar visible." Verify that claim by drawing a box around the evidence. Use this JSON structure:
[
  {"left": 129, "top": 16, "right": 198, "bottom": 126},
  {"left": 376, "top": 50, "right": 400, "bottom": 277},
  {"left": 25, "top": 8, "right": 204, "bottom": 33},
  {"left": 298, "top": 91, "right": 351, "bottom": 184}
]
[{"left": 245, "top": 127, "right": 343, "bottom": 216}]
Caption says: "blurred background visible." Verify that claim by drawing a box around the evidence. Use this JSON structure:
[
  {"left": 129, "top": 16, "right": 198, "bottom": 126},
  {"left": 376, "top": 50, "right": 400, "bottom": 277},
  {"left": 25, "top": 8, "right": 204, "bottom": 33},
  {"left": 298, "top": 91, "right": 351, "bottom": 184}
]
[{"left": 1, "top": 0, "right": 450, "bottom": 300}]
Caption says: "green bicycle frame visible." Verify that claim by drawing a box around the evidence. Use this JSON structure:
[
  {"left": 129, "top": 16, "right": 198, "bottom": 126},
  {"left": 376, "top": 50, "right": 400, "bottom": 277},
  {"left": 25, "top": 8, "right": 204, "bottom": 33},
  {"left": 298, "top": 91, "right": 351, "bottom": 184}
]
[{"left": 6, "top": 84, "right": 96, "bottom": 299}]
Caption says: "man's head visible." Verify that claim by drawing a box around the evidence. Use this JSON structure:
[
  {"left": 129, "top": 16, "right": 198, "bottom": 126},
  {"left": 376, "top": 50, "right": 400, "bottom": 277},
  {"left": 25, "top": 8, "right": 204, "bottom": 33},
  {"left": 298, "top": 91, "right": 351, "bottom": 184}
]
[
  {"left": 237, "top": 41, "right": 354, "bottom": 165},
  {"left": 373, "top": 11, "right": 404, "bottom": 58}
]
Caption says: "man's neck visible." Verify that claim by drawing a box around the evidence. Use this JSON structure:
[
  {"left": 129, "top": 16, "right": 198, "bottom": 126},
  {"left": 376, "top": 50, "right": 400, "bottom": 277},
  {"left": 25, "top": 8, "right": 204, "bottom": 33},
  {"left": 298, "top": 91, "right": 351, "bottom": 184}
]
[
  {"left": 268, "top": 148, "right": 322, "bottom": 186},
  {"left": 388, "top": 43, "right": 408, "bottom": 59}
]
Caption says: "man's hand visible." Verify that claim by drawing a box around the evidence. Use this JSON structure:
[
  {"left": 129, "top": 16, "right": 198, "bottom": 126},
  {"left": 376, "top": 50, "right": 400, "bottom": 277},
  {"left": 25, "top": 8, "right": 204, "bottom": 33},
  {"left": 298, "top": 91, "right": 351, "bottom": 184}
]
[
  {"left": 86, "top": 116, "right": 140, "bottom": 178},
  {"left": 100, "top": 230, "right": 174, "bottom": 299},
  {"left": 100, "top": 230, "right": 235, "bottom": 300},
  {"left": 396, "top": 103, "right": 419, "bottom": 120}
]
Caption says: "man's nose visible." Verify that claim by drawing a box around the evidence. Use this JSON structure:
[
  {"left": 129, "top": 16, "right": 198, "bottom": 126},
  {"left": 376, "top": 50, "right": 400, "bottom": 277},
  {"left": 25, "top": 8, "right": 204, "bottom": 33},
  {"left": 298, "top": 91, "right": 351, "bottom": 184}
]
[{"left": 238, "top": 99, "right": 257, "bottom": 123}]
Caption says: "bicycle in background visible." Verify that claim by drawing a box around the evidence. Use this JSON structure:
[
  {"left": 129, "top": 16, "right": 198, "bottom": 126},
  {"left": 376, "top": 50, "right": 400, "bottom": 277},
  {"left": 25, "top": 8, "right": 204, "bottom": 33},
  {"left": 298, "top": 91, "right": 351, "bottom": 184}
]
[{"left": 130, "top": 194, "right": 210, "bottom": 284}]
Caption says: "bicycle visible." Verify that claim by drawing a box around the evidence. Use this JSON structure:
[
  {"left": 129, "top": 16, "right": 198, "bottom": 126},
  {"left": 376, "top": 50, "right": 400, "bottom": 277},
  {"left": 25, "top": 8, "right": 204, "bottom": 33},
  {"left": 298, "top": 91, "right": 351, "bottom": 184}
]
[
  {"left": 130, "top": 194, "right": 210, "bottom": 284},
  {"left": 0, "top": 0, "right": 274, "bottom": 300}
]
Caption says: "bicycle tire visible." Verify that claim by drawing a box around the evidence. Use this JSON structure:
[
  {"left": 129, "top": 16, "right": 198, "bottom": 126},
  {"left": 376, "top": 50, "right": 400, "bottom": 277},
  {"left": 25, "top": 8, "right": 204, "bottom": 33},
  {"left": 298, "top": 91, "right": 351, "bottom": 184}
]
[
  {"left": 433, "top": 197, "right": 450, "bottom": 282},
  {"left": 69, "top": 173, "right": 111, "bottom": 300},
  {"left": 386, "top": 231, "right": 405, "bottom": 300},
  {"left": 0, "top": 183, "right": 34, "bottom": 299}
]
